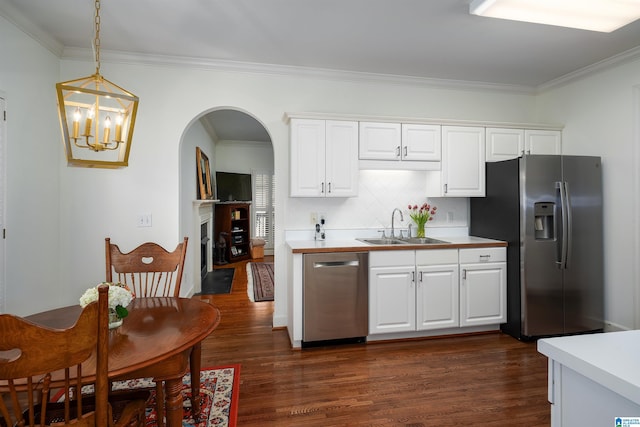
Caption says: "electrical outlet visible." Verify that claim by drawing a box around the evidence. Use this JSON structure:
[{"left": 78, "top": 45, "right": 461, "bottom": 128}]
[
  {"left": 447, "top": 212, "right": 454, "bottom": 223},
  {"left": 310, "top": 212, "right": 318, "bottom": 225},
  {"left": 137, "top": 213, "right": 152, "bottom": 227}
]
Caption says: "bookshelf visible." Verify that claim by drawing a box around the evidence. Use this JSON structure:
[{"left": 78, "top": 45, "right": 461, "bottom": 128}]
[{"left": 215, "top": 202, "right": 251, "bottom": 262}]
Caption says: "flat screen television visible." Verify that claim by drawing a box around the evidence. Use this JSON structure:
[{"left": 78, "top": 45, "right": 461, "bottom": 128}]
[{"left": 216, "top": 171, "right": 252, "bottom": 202}]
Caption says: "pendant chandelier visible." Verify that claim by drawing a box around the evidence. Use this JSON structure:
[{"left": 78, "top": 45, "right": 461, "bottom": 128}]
[{"left": 56, "top": 0, "right": 139, "bottom": 168}]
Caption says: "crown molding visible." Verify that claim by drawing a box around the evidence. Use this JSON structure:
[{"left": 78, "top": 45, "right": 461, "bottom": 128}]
[
  {"left": 62, "top": 47, "right": 537, "bottom": 95},
  {"left": 537, "top": 45, "right": 640, "bottom": 93},
  {"left": 0, "top": 0, "right": 63, "bottom": 57},
  {"left": 283, "top": 111, "right": 563, "bottom": 131}
]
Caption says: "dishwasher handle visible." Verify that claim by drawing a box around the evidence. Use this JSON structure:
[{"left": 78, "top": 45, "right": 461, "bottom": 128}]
[{"left": 313, "top": 260, "right": 360, "bottom": 268}]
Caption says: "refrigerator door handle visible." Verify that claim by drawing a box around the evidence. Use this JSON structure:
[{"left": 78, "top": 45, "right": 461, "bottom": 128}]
[
  {"left": 557, "top": 181, "right": 569, "bottom": 269},
  {"left": 563, "top": 181, "right": 573, "bottom": 269}
]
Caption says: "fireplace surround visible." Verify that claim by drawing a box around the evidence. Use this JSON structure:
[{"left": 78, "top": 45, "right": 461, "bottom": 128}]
[{"left": 193, "top": 200, "right": 215, "bottom": 293}]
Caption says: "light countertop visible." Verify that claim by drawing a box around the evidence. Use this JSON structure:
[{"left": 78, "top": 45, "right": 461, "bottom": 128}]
[
  {"left": 538, "top": 330, "right": 640, "bottom": 406},
  {"left": 286, "top": 236, "right": 506, "bottom": 254}
]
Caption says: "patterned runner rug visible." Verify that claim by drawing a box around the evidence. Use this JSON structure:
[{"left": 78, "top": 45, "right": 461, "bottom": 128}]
[
  {"left": 57, "top": 365, "right": 240, "bottom": 427},
  {"left": 247, "top": 262, "right": 274, "bottom": 302}
]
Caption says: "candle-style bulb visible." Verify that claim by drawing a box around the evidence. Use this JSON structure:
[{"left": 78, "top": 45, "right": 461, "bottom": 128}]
[
  {"left": 103, "top": 116, "right": 112, "bottom": 143},
  {"left": 72, "top": 107, "right": 81, "bottom": 139},
  {"left": 84, "top": 106, "right": 95, "bottom": 137},
  {"left": 115, "top": 113, "right": 123, "bottom": 142}
]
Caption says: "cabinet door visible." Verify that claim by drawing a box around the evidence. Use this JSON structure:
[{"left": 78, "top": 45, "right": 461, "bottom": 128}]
[
  {"left": 441, "top": 126, "right": 485, "bottom": 197},
  {"left": 525, "top": 129, "right": 562, "bottom": 155},
  {"left": 459, "top": 262, "right": 506, "bottom": 327},
  {"left": 369, "top": 265, "right": 415, "bottom": 334},
  {"left": 359, "top": 122, "right": 401, "bottom": 160},
  {"left": 486, "top": 128, "right": 524, "bottom": 162},
  {"left": 325, "top": 120, "right": 359, "bottom": 197},
  {"left": 401, "top": 124, "right": 441, "bottom": 161},
  {"left": 416, "top": 264, "right": 459, "bottom": 330},
  {"left": 290, "top": 119, "right": 326, "bottom": 197}
]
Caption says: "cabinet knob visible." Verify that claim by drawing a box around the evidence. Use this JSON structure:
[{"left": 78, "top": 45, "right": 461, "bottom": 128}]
[{"left": 396, "top": 146, "right": 401, "bottom": 157}]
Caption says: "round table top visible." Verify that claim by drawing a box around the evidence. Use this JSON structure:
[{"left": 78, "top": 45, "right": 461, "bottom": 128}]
[{"left": 25, "top": 297, "right": 221, "bottom": 379}]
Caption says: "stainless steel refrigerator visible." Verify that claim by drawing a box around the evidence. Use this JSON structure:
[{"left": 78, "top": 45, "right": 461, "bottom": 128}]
[{"left": 470, "top": 155, "right": 603, "bottom": 340}]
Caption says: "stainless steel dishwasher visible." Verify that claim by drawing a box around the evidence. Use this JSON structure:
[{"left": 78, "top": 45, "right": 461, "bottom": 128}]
[{"left": 303, "top": 252, "right": 368, "bottom": 345}]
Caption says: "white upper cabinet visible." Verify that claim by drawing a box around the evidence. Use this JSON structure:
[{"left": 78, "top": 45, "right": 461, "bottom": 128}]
[
  {"left": 525, "top": 129, "right": 562, "bottom": 155},
  {"left": 486, "top": 128, "right": 525, "bottom": 162},
  {"left": 401, "top": 124, "right": 441, "bottom": 161},
  {"left": 487, "top": 128, "right": 562, "bottom": 161},
  {"left": 427, "top": 126, "right": 485, "bottom": 197},
  {"left": 290, "top": 118, "right": 359, "bottom": 197},
  {"left": 359, "top": 122, "right": 441, "bottom": 170},
  {"left": 358, "top": 122, "right": 401, "bottom": 160}
]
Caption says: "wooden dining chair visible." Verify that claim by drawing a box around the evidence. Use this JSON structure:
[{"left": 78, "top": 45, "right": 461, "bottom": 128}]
[
  {"left": 105, "top": 237, "right": 188, "bottom": 298},
  {"left": 0, "top": 285, "right": 148, "bottom": 426},
  {"left": 106, "top": 237, "right": 189, "bottom": 426}
]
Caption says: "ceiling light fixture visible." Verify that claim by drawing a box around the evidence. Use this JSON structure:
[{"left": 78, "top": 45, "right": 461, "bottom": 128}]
[
  {"left": 56, "top": 0, "right": 139, "bottom": 168},
  {"left": 469, "top": 0, "right": 640, "bottom": 32}
]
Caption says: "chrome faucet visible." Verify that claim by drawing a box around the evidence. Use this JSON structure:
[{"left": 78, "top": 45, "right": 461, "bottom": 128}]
[{"left": 391, "top": 208, "right": 404, "bottom": 238}]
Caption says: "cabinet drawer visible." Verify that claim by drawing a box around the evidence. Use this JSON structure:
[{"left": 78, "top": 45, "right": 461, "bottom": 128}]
[
  {"left": 459, "top": 247, "right": 505, "bottom": 263},
  {"left": 415, "top": 249, "right": 458, "bottom": 266},
  {"left": 369, "top": 250, "right": 414, "bottom": 268}
]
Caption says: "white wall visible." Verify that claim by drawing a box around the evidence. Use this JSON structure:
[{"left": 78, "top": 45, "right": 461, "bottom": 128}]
[
  {"left": 214, "top": 140, "right": 273, "bottom": 176},
  {"left": 180, "top": 118, "right": 216, "bottom": 295},
  {"left": 0, "top": 15, "right": 62, "bottom": 315},
  {"left": 538, "top": 63, "right": 640, "bottom": 331}
]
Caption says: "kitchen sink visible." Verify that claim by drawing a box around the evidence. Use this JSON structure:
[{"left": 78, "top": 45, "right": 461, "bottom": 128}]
[
  {"left": 357, "top": 238, "right": 407, "bottom": 245},
  {"left": 357, "top": 237, "right": 449, "bottom": 245},
  {"left": 401, "top": 237, "right": 448, "bottom": 244}
]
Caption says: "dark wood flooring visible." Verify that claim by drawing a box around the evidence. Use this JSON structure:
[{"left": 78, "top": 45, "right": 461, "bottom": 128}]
[{"left": 196, "top": 256, "right": 551, "bottom": 426}]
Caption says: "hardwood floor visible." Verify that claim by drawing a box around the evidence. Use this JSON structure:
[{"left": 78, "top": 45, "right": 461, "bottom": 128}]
[{"left": 197, "top": 257, "right": 551, "bottom": 426}]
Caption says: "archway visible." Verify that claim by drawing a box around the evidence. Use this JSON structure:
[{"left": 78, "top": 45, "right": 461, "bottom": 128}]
[{"left": 179, "top": 107, "right": 274, "bottom": 296}]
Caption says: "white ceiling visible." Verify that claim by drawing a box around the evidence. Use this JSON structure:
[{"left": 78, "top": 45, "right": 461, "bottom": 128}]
[{"left": 3, "top": 0, "right": 640, "bottom": 139}]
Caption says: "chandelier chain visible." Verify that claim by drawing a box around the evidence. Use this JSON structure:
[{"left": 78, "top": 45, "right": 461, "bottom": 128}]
[{"left": 94, "top": 0, "right": 101, "bottom": 74}]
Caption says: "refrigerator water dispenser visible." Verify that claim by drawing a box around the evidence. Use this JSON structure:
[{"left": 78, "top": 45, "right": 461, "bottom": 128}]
[{"left": 534, "top": 202, "right": 554, "bottom": 240}]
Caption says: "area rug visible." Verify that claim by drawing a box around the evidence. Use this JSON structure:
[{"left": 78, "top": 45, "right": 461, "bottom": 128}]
[
  {"left": 55, "top": 365, "right": 240, "bottom": 427},
  {"left": 200, "top": 268, "right": 235, "bottom": 295},
  {"left": 246, "top": 262, "right": 274, "bottom": 302}
]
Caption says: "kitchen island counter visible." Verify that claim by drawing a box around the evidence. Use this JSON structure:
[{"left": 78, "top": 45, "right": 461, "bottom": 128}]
[
  {"left": 287, "top": 235, "right": 506, "bottom": 254},
  {"left": 538, "top": 330, "right": 640, "bottom": 425}
]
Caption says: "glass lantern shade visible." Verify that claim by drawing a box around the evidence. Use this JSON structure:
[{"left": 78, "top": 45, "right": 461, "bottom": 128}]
[{"left": 56, "top": 73, "right": 139, "bottom": 168}]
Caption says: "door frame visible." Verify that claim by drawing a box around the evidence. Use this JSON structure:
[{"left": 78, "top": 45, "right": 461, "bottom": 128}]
[{"left": 0, "top": 94, "right": 6, "bottom": 313}]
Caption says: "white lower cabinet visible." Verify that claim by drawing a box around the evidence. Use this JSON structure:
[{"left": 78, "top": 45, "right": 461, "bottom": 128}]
[
  {"left": 416, "top": 249, "right": 459, "bottom": 330},
  {"left": 459, "top": 248, "right": 507, "bottom": 327},
  {"left": 369, "top": 249, "right": 459, "bottom": 335},
  {"left": 369, "top": 247, "right": 506, "bottom": 337},
  {"left": 369, "top": 251, "right": 416, "bottom": 334}
]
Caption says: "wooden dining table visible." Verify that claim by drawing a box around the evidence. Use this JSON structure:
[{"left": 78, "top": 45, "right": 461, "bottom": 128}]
[{"left": 25, "top": 296, "right": 221, "bottom": 427}]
